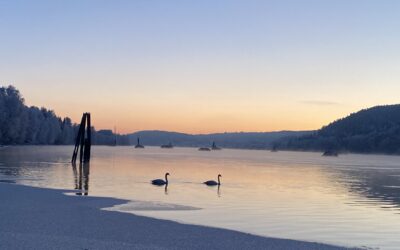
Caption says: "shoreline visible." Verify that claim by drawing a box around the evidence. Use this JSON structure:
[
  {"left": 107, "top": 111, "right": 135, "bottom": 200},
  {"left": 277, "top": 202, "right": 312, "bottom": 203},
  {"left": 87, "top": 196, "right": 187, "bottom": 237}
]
[
  {"left": 0, "top": 183, "right": 357, "bottom": 250},
  {"left": 3, "top": 144, "right": 400, "bottom": 158}
]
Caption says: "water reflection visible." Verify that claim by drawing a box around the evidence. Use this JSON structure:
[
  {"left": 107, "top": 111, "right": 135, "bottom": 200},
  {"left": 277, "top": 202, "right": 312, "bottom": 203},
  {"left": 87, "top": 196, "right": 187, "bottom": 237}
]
[
  {"left": 334, "top": 168, "right": 400, "bottom": 210},
  {"left": 3, "top": 146, "right": 400, "bottom": 249},
  {"left": 72, "top": 162, "right": 90, "bottom": 196}
]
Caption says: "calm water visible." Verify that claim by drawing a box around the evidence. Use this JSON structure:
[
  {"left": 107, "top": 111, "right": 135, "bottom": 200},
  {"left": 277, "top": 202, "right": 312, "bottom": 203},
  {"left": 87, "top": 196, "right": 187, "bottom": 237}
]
[{"left": 1, "top": 146, "right": 400, "bottom": 249}]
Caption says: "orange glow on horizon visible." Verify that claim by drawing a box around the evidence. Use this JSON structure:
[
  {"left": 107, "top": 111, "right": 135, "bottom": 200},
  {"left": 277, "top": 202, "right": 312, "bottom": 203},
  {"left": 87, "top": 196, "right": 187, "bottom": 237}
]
[
  {"left": 18, "top": 83, "right": 394, "bottom": 135},
  {"left": 42, "top": 101, "right": 352, "bottom": 134}
]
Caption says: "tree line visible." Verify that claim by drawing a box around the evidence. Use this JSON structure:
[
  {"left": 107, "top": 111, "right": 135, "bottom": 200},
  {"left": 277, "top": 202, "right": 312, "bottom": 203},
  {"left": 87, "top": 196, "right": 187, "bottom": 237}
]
[
  {"left": 0, "top": 85, "right": 130, "bottom": 145},
  {"left": 275, "top": 104, "right": 400, "bottom": 154}
]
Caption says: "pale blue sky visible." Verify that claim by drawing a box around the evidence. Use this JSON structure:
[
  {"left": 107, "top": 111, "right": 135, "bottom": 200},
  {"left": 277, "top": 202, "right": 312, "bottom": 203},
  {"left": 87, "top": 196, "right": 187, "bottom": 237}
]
[{"left": 1, "top": 0, "right": 400, "bottom": 133}]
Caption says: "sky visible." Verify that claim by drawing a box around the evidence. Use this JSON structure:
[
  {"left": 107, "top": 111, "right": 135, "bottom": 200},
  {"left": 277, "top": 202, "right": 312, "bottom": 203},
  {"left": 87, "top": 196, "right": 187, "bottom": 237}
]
[{"left": 1, "top": 0, "right": 400, "bottom": 134}]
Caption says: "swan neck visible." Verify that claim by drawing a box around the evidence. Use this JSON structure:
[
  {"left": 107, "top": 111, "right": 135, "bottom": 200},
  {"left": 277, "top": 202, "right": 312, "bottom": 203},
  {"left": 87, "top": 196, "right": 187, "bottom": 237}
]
[
  {"left": 165, "top": 174, "right": 168, "bottom": 183},
  {"left": 218, "top": 175, "right": 220, "bottom": 185}
]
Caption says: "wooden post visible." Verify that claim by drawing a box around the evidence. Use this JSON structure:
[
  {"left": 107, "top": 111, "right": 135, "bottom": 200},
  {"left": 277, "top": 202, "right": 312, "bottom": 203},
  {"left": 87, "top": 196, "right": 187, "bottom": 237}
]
[
  {"left": 72, "top": 114, "right": 85, "bottom": 163},
  {"left": 72, "top": 113, "right": 92, "bottom": 164},
  {"left": 79, "top": 114, "right": 86, "bottom": 164},
  {"left": 83, "top": 113, "right": 91, "bottom": 163}
]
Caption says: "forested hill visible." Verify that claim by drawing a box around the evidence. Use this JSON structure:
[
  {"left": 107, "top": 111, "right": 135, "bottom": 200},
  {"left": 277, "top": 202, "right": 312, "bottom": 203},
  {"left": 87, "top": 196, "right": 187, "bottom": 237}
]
[
  {"left": 278, "top": 105, "right": 400, "bottom": 154},
  {"left": 0, "top": 85, "right": 130, "bottom": 145}
]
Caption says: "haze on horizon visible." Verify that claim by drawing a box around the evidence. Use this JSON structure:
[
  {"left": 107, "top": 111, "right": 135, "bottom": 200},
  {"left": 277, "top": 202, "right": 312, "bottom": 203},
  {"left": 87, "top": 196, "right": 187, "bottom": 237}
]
[{"left": 1, "top": 0, "right": 400, "bottom": 134}]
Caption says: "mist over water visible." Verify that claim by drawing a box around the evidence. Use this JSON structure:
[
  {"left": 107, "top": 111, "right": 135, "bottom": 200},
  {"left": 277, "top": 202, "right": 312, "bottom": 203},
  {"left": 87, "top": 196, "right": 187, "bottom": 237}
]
[{"left": 1, "top": 146, "right": 400, "bottom": 249}]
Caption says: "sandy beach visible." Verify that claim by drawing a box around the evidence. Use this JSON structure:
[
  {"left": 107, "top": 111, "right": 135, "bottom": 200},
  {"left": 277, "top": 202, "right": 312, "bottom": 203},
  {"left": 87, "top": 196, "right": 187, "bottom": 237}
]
[{"left": 0, "top": 183, "right": 357, "bottom": 250}]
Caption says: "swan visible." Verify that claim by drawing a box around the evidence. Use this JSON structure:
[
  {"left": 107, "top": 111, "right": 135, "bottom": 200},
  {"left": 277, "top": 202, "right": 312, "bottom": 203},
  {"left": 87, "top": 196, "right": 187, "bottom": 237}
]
[
  {"left": 152, "top": 173, "right": 169, "bottom": 186},
  {"left": 204, "top": 174, "right": 221, "bottom": 186}
]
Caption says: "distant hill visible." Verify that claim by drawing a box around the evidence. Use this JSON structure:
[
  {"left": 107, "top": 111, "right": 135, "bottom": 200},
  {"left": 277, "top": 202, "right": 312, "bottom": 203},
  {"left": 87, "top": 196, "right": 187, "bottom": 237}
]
[
  {"left": 277, "top": 104, "right": 400, "bottom": 154},
  {"left": 128, "top": 130, "right": 311, "bottom": 149}
]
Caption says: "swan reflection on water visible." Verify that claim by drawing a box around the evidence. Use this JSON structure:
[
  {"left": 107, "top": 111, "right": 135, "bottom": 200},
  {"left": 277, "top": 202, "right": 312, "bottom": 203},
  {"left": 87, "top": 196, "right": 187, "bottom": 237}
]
[
  {"left": 72, "top": 162, "right": 90, "bottom": 196},
  {"left": 148, "top": 182, "right": 169, "bottom": 195},
  {"left": 208, "top": 183, "right": 222, "bottom": 197}
]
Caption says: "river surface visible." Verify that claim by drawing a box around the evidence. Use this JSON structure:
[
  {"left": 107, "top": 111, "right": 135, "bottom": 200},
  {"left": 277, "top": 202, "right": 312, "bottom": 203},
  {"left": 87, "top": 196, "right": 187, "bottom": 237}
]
[{"left": 1, "top": 146, "right": 400, "bottom": 249}]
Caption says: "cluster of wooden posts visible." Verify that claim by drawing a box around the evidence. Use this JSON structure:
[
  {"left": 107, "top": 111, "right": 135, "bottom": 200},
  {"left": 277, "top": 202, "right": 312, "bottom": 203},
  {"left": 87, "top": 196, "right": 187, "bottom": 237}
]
[{"left": 72, "top": 113, "right": 92, "bottom": 164}]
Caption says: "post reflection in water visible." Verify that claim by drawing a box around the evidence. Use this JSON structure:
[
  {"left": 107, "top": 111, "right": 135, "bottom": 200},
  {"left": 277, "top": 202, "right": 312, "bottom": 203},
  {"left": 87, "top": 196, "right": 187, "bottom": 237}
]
[{"left": 72, "top": 162, "right": 90, "bottom": 196}]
